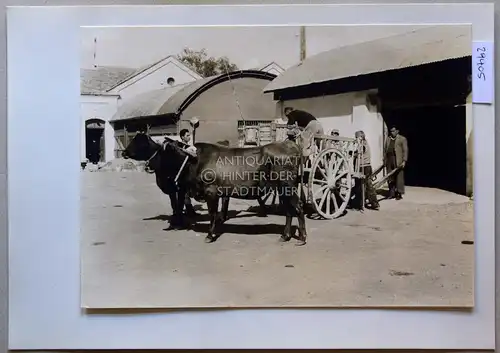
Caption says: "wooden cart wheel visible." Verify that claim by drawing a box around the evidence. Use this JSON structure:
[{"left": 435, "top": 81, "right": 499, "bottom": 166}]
[
  {"left": 308, "top": 147, "right": 353, "bottom": 219},
  {"left": 259, "top": 187, "right": 279, "bottom": 207}
]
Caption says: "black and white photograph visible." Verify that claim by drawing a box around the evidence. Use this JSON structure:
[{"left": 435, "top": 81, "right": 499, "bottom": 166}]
[{"left": 80, "top": 24, "right": 474, "bottom": 309}]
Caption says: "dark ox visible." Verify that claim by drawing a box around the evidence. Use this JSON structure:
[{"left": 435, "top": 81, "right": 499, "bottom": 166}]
[
  {"left": 121, "top": 133, "right": 194, "bottom": 228},
  {"left": 123, "top": 133, "right": 307, "bottom": 244},
  {"left": 161, "top": 137, "right": 307, "bottom": 245},
  {"left": 121, "top": 134, "right": 258, "bottom": 226},
  {"left": 215, "top": 140, "right": 276, "bottom": 216}
]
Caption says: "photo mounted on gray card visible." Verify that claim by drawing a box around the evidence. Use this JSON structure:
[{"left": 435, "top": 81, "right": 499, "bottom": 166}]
[{"left": 80, "top": 25, "right": 474, "bottom": 308}]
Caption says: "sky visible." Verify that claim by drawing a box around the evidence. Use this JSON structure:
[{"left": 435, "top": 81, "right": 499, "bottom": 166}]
[{"left": 80, "top": 25, "right": 430, "bottom": 71}]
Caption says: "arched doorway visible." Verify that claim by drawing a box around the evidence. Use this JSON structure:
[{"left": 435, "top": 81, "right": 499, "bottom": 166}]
[{"left": 85, "top": 118, "right": 105, "bottom": 164}]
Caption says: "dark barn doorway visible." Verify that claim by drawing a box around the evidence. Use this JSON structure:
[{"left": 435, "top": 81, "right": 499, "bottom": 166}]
[
  {"left": 381, "top": 105, "right": 466, "bottom": 195},
  {"left": 85, "top": 119, "right": 105, "bottom": 164},
  {"left": 378, "top": 57, "right": 471, "bottom": 196}
]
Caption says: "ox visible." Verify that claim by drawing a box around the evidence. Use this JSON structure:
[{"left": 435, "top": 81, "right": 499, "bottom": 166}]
[
  {"left": 121, "top": 132, "right": 196, "bottom": 229},
  {"left": 161, "top": 137, "right": 307, "bottom": 245},
  {"left": 216, "top": 139, "right": 278, "bottom": 217}
]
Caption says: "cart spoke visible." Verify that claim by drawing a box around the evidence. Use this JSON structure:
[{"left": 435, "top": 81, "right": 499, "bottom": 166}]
[
  {"left": 334, "top": 169, "right": 348, "bottom": 182},
  {"left": 319, "top": 161, "right": 328, "bottom": 178},
  {"left": 331, "top": 158, "right": 342, "bottom": 179},
  {"left": 331, "top": 191, "right": 339, "bottom": 211},
  {"left": 326, "top": 189, "right": 331, "bottom": 215},
  {"left": 318, "top": 167, "right": 328, "bottom": 180},
  {"left": 313, "top": 178, "right": 328, "bottom": 185},
  {"left": 313, "top": 184, "right": 329, "bottom": 199},
  {"left": 327, "top": 156, "right": 336, "bottom": 178},
  {"left": 262, "top": 190, "right": 273, "bottom": 203},
  {"left": 318, "top": 187, "right": 329, "bottom": 210},
  {"left": 271, "top": 191, "right": 277, "bottom": 205},
  {"left": 318, "top": 155, "right": 327, "bottom": 168}
]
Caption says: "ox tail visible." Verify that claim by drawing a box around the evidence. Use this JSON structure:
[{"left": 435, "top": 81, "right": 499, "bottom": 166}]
[{"left": 294, "top": 155, "right": 307, "bottom": 214}]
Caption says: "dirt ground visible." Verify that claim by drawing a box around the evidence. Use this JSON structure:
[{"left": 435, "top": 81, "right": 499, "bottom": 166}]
[{"left": 80, "top": 171, "right": 474, "bottom": 309}]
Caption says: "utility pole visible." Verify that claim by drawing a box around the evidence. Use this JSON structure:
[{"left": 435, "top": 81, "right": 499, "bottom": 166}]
[
  {"left": 93, "top": 37, "right": 98, "bottom": 68},
  {"left": 299, "top": 26, "right": 306, "bottom": 62}
]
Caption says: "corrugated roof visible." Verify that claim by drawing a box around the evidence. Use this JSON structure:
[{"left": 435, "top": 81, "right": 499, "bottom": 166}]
[
  {"left": 156, "top": 76, "right": 215, "bottom": 115},
  {"left": 80, "top": 66, "right": 136, "bottom": 95},
  {"left": 110, "top": 70, "right": 277, "bottom": 124},
  {"left": 264, "top": 25, "right": 471, "bottom": 93},
  {"left": 110, "top": 83, "right": 191, "bottom": 122}
]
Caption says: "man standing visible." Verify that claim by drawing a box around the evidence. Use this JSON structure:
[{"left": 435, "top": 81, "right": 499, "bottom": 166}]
[
  {"left": 164, "top": 129, "right": 199, "bottom": 223},
  {"left": 179, "top": 128, "right": 199, "bottom": 216},
  {"left": 284, "top": 106, "right": 324, "bottom": 156},
  {"left": 384, "top": 125, "right": 408, "bottom": 200},
  {"left": 354, "top": 131, "right": 380, "bottom": 210}
]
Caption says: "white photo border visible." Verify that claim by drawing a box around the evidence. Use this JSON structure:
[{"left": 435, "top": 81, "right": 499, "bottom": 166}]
[{"left": 6, "top": 4, "right": 495, "bottom": 350}]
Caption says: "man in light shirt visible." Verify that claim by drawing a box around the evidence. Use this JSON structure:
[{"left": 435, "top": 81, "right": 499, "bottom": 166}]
[{"left": 353, "top": 130, "right": 379, "bottom": 210}]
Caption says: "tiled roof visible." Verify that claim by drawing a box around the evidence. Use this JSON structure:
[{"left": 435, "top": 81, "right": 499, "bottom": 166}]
[
  {"left": 80, "top": 66, "right": 136, "bottom": 95},
  {"left": 106, "top": 55, "right": 203, "bottom": 91},
  {"left": 80, "top": 56, "right": 203, "bottom": 95}
]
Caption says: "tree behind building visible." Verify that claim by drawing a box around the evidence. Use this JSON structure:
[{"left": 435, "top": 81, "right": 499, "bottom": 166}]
[{"left": 176, "top": 48, "right": 239, "bottom": 77}]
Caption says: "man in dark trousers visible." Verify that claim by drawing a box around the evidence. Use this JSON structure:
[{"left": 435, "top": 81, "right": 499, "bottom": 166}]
[
  {"left": 162, "top": 131, "right": 199, "bottom": 226},
  {"left": 384, "top": 125, "right": 408, "bottom": 200},
  {"left": 284, "top": 106, "right": 324, "bottom": 156}
]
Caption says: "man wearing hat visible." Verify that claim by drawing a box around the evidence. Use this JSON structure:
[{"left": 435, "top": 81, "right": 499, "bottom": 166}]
[{"left": 327, "top": 128, "right": 345, "bottom": 149}]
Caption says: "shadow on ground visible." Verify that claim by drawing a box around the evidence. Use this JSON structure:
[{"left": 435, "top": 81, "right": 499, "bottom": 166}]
[
  {"left": 189, "top": 221, "right": 288, "bottom": 237},
  {"left": 377, "top": 189, "right": 392, "bottom": 200}
]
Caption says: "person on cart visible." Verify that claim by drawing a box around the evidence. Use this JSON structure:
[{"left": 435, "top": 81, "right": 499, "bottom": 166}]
[{"left": 283, "top": 106, "right": 324, "bottom": 156}]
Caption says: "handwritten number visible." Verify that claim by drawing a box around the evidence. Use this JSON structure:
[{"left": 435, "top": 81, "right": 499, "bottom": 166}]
[{"left": 475, "top": 47, "right": 487, "bottom": 81}]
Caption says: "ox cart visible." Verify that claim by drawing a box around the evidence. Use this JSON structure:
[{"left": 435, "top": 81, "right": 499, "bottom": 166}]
[{"left": 238, "top": 121, "right": 367, "bottom": 219}]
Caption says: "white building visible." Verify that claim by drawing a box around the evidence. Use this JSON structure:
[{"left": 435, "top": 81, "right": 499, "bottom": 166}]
[
  {"left": 80, "top": 56, "right": 202, "bottom": 164},
  {"left": 264, "top": 26, "right": 473, "bottom": 196},
  {"left": 260, "top": 62, "right": 285, "bottom": 76}
]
